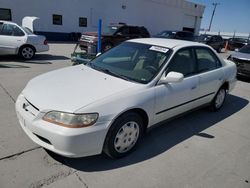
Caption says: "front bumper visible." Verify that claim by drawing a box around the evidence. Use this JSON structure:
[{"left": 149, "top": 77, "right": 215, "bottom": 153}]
[
  {"left": 79, "top": 41, "right": 96, "bottom": 55},
  {"left": 15, "top": 94, "right": 110, "bottom": 158}
]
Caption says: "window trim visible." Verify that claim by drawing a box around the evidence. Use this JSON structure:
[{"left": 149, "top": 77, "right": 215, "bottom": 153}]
[
  {"left": 79, "top": 17, "right": 87, "bottom": 27},
  {"left": 194, "top": 46, "right": 222, "bottom": 74},
  {"left": 165, "top": 47, "right": 198, "bottom": 78},
  {"left": 52, "top": 14, "right": 62, "bottom": 25},
  {"left": 0, "top": 8, "right": 12, "bottom": 21},
  {"left": 0, "top": 23, "right": 25, "bottom": 36}
]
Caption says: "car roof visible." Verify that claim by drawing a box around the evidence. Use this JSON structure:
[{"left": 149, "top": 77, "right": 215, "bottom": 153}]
[
  {"left": 128, "top": 38, "right": 207, "bottom": 49},
  {"left": 0, "top": 20, "right": 15, "bottom": 24}
]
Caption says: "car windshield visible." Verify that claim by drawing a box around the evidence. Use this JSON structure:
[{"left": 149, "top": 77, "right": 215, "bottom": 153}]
[
  {"left": 22, "top": 27, "right": 33, "bottom": 35},
  {"left": 239, "top": 44, "right": 250, "bottom": 54},
  {"left": 156, "top": 31, "right": 175, "bottom": 38},
  {"left": 103, "top": 26, "right": 120, "bottom": 35},
  {"left": 88, "top": 42, "right": 172, "bottom": 84}
]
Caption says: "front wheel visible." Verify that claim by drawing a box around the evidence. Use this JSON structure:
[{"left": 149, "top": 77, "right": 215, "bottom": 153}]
[
  {"left": 210, "top": 87, "right": 227, "bottom": 111},
  {"left": 103, "top": 112, "right": 144, "bottom": 158},
  {"left": 19, "top": 46, "right": 35, "bottom": 60}
]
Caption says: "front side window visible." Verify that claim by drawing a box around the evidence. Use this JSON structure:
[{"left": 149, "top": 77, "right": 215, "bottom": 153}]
[
  {"left": 89, "top": 42, "right": 172, "bottom": 84},
  {"left": 0, "top": 24, "right": 24, "bottom": 36},
  {"left": 0, "top": 8, "right": 11, "bottom": 21},
  {"left": 53, "top": 14, "right": 62, "bottom": 25},
  {"left": 166, "top": 48, "right": 196, "bottom": 77},
  {"left": 195, "top": 48, "right": 221, "bottom": 73}
]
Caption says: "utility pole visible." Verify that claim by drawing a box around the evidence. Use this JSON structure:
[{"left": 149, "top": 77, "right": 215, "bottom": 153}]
[{"left": 208, "top": 3, "right": 220, "bottom": 31}]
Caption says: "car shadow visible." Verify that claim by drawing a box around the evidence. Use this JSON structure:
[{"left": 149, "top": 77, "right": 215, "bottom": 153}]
[
  {"left": 237, "top": 75, "right": 250, "bottom": 83},
  {"left": 0, "top": 54, "right": 69, "bottom": 64},
  {"left": 0, "top": 64, "right": 30, "bottom": 68},
  {"left": 47, "top": 94, "right": 248, "bottom": 172}
]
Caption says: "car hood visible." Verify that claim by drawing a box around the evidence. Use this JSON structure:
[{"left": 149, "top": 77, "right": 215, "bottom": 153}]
[
  {"left": 22, "top": 65, "right": 139, "bottom": 112},
  {"left": 231, "top": 52, "right": 250, "bottom": 61}
]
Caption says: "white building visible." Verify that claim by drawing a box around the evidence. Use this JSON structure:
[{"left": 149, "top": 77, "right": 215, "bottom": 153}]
[{"left": 0, "top": 0, "right": 205, "bottom": 40}]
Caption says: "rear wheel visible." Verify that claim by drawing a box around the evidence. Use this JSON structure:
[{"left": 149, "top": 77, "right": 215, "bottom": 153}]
[
  {"left": 210, "top": 87, "right": 227, "bottom": 111},
  {"left": 19, "top": 46, "right": 35, "bottom": 60},
  {"left": 103, "top": 112, "right": 144, "bottom": 158}
]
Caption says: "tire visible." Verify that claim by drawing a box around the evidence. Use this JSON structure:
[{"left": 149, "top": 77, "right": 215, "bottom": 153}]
[
  {"left": 102, "top": 43, "right": 113, "bottom": 52},
  {"left": 210, "top": 87, "right": 227, "bottom": 111},
  {"left": 19, "top": 46, "right": 35, "bottom": 60},
  {"left": 103, "top": 112, "right": 144, "bottom": 158}
]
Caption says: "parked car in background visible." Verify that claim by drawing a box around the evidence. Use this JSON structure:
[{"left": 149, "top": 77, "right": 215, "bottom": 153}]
[
  {"left": 155, "top": 30, "right": 194, "bottom": 41},
  {"left": 16, "top": 38, "right": 236, "bottom": 159},
  {"left": 196, "top": 34, "right": 224, "bottom": 53},
  {"left": 228, "top": 44, "right": 250, "bottom": 78},
  {"left": 227, "top": 37, "right": 249, "bottom": 51},
  {"left": 79, "top": 24, "right": 150, "bottom": 54},
  {"left": 0, "top": 17, "right": 49, "bottom": 60}
]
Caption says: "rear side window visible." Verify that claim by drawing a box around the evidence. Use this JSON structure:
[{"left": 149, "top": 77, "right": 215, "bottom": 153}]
[
  {"left": 195, "top": 48, "right": 221, "bottom": 73},
  {"left": 166, "top": 48, "right": 196, "bottom": 77},
  {"left": 0, "top": 24, "right": 24, "bottom": 36},
  {"left": 0, "top": 22, "right": 3, "bottom": 31},
  {"left": 129, "top": 27, "right": 140, "bottom": 34},
  {"left": 139, "top": 27, "right": 149, "bottom": 36}
]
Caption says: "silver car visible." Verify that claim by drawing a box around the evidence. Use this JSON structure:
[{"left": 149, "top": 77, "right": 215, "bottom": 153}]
[{"left": 228, "top": 44, "right": 250, "bottom": 78}]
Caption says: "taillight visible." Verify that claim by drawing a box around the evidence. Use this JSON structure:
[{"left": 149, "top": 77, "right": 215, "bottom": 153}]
[{"left": 44, "top": 40, "right": 48, "bottom": 45}]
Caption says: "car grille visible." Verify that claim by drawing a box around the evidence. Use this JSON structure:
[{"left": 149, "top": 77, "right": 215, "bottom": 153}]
[{"left": 23, "top": 98, "right": 40, "bottom": 117}]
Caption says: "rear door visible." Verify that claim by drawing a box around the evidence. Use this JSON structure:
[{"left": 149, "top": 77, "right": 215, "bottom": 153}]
[
  {"left": 0, "top": 23, "right": 26, "bottom": 55},
  {"left": 195, "top": 47, "right": 224, "bottom": 105}
]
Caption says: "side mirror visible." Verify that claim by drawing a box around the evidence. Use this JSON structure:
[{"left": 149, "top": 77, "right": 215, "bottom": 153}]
[
  {"left": 96, "top": 52, "right": 101, "bottom": 57},
  {"left": 235, "top": 48, "right": 239, "bottom": 52},
  {"left": 158, "top": 71, "right": 184, "bottom": 85}
]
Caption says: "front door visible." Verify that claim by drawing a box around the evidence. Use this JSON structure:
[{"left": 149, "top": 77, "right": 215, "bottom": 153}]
[{"left": 154, "top": 48, "right": 200, "bottom": 124}]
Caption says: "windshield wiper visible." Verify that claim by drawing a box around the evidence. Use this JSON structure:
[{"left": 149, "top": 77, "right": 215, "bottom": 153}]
[{"left": 88, "top": 64, "right": 135, "bottom": 82}]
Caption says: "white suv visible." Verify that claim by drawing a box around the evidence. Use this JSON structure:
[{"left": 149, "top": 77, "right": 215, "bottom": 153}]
[{"left": 0, "top": 17, "right": 49, "bottom": 59}]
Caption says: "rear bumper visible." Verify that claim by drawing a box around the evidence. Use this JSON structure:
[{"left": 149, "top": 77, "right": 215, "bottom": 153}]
[{"left": 35, "top": 44, "right": 49, "bottom": 53}]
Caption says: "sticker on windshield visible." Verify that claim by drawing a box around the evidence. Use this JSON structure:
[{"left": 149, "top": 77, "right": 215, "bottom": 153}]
[{"left": 149, "top": 46, "right": 169, "bottom": 53}]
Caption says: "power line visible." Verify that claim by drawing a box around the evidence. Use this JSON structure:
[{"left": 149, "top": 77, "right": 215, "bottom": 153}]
[{"left": 208, "top": 3, "right": 220, "bottom": 31}]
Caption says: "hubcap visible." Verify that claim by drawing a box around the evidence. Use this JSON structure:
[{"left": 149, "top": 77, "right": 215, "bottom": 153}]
[
  {"left": 22, "top": 47, "right": 34, "bottom": 59},
  {"left": 215, "top": 89, "right": 226, "bottom": 108},
  {"left": 114, "top": 121, "right": 140, "bottom": 153}
]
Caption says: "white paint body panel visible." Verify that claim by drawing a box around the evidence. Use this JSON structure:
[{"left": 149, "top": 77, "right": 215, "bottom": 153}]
[
  {"left": 16, "top": 39, "right": 237, "bottom": 157},
  {"left": 0, "top": 20, "right": 49, "bottom": 56}
]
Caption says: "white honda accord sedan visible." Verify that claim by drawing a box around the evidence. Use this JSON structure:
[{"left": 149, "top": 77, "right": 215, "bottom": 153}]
[{"left": 16, "top": 38, "right": 237, "bottom": 158}]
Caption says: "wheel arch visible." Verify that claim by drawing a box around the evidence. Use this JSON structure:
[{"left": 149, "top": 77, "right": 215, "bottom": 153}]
[
  {"left": 18, "top": 44, "right": 36, "bottom": 54},
  {"left": 110, "top": 108, "right": 149, "bottom": 133}
]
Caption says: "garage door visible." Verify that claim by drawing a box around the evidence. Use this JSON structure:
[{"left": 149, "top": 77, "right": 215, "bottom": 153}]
[{"left": 183, "top": 14, "right": 196, "bottom": 32}]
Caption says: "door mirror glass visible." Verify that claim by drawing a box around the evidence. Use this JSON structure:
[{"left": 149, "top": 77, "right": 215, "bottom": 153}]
[{"left": 158, "top": 71, "right": 184, "bottom": 84}]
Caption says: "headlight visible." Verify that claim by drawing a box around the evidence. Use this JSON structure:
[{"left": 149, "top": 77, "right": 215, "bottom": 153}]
[{"left": 42, "top": 111, "right": 98, "bottom": 128}]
